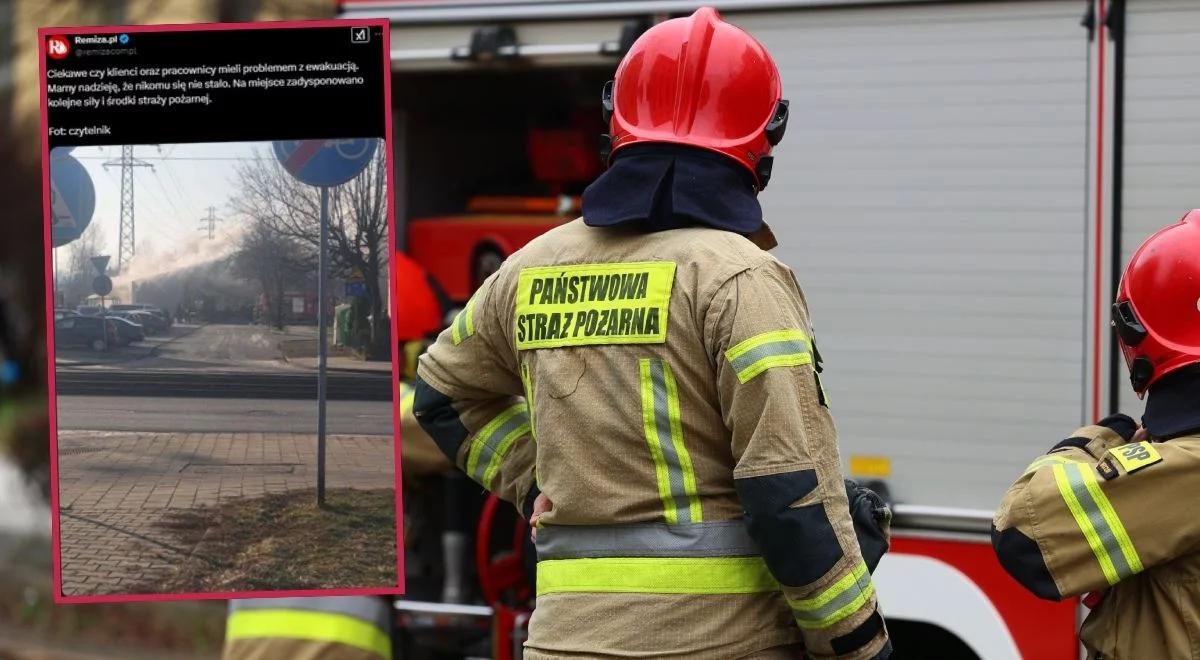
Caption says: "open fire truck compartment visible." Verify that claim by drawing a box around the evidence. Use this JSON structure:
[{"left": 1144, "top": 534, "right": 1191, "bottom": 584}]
[{"left": 378, "top": 0, "right": 1094, "bottom": 516}]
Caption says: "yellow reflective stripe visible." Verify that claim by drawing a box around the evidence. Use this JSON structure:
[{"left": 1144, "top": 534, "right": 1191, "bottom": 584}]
[
  {"left": 1079, "top": 464, "right": 1143, "bottom": 576},
  {"left": 520, "top": 362, "right": 537, "bottom": 441},
  {"left": 797, "top": 583, "right": 875, "bottom": 630},
  {"left": 402, "top": 341, "right": 423, "bottom": 378},
  {"left": 663, "top": 362, "right": 702, "bottom": 523},
  {"left": 451, "top": 295, "right": 477, "bottom": 345},
  {"left": 640, "top": 359, "right": 680, "bottom": 523},
  {"left": 1052, "top": 464, "right": 1120, "bottom": 585},
  {"left": 226, "top": 609, "right": 391, "bottom": 659},
  {"left": 786, "top": 560, "right": 874, "bottom": 629},
  {"left": 399, "top": 382, "right": 415, "bottom": 417},
  {"left": 536, "top": 557, "right": 778, "bottom": 595},
  {"left": 465, "top": 403, "right": 527, "bottom": 481},
  {"left": 481, "top": 418, "right": 532, "bottom": 489},
  {"left": 725, "top": 329, "right": 812, "bottom": 383},
  {"left": 1023, "top": 453, "right": 1082, "bottom": 476}
]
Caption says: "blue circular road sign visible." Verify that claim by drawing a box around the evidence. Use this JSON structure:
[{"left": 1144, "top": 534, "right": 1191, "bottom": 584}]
[
  {"left": 50, "top": 149, "right": 96, "bottom": 248},
  {"left": 272, "top": 138, "right": 378, "bottom": 188}
]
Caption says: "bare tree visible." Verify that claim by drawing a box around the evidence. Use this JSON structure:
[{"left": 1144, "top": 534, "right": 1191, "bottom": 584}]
[
  {"left": 230, "top": 144, "right": 390, "bottom": 358},
  {"left": 58, "top": 222, "right": 108, "bottom": 307},
  {"left": 234, "top": 220, "right": 311, "bottom": 330}
]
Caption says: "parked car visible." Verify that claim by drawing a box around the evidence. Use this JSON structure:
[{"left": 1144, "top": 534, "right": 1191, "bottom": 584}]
[
  {"left": 120, "top": 311, "right": 166, "bottom": 335},
  {"left": 111, "top": 303, "right": 173, "bottom": 327},
  {"left": 53, "top": 308, "right": 78, "bottom": 321},
  {"left": 148, "top": 307, "right": 173, "bottom": 328},
  {"left": 105, "top": 316, "right": 145, "bottom": 345},
  {"left": 55, "top": 315, "right": 117, "bottom": 351},
  {"left": 74, "top": 305, "right": 103, "bottom": 317}
]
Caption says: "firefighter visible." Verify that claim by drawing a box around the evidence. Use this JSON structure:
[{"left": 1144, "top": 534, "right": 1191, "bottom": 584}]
[
  {"left": 992, "top": 209, "right": 1200, "bottom": 658},
  {"left": 222, "top": 596, "right": 394, "bottom": 659},
  {"left": 413, "top": 8, "right": 891, "bottom": 659}
]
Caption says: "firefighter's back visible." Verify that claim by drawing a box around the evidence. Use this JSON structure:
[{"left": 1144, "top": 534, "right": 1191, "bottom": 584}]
[{"left": 490, "top": 218, "right": 803, "bottom": 658}]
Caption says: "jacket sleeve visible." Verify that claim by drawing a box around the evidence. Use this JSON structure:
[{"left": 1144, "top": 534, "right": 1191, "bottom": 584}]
[
  {"left": 413, "top": 273, "right": 540, "bottom": 518},
  {"left": 398, "top": 380, "right": 454, "bottom": 479},
  {"left": 705, "top": 259, "right": 890, "bottom": 660},
  {"left": 993, "top": 423, "right": 1200, "bottom": 599}
]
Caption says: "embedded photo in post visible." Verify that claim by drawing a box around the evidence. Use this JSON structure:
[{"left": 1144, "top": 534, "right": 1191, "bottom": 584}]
[{"left": 50, "top": 138, "right": 396, "bottom": 598}]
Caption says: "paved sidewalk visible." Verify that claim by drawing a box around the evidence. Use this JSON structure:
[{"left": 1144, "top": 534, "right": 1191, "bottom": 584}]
[
  {"left": 284, "top": 355, "right": 393, "bottom": 372},
  {"left": 56, "top": 430, "right": 395, "bottom": 596}
]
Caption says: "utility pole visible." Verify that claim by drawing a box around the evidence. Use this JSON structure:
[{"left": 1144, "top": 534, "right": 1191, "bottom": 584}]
[
  {"left": 102, "top": 146, "right": 154, "bottom": 271},
  {"left": 197, "top": 206, "right": 222, "bottom": 239}
]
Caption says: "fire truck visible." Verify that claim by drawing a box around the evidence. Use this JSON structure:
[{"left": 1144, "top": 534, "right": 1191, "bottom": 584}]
[{"left": 345, "top": 0, "right": 1199, "bottom": 656}]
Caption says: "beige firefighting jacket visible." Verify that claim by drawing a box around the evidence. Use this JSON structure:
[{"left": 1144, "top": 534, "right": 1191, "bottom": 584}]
[
  {"left": 993, "top": 425, "right": 1200, "bottom": 659},
  {"left": 416, "top": 219, "right": 889, "bottom": 659}
]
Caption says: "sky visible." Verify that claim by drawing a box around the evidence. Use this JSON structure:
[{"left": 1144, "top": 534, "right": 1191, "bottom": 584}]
[{"left": 52, "top": 140, "right": 269, "bottom": 273}]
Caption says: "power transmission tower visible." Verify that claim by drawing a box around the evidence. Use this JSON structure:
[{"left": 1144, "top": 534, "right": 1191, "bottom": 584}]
[
  {"left": 198, "top": 206, "right": 222, "bottom": 240},
  {"left": 102, "top": 146, "right": 154, "bottom": 270}
]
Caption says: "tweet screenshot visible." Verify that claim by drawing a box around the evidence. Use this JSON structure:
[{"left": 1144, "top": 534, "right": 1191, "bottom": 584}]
[{"left": 39, "top": 20, "right": 401, "bottom": 602}]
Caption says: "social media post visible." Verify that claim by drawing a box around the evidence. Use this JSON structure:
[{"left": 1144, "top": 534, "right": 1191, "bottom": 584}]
[{"left": 39, "top": 22, "right": 402, "bottom": 603}]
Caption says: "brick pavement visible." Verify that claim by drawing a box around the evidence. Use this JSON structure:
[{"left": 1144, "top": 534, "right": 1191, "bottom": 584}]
[{"left": 56, "top": 430, "right": 395, "bottom": 596}]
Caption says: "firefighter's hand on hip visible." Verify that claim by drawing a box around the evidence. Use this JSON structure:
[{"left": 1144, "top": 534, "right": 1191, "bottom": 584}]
[{"left": 529, "top": 492, "right": 552, "bottom": 541}]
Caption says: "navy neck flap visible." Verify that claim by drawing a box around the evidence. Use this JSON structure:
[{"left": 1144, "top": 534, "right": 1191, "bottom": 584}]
[
  {"left": 581, "top": 144, "right": 763, "bottom": 235},
  {"left": 1143, "top": 363, "right": 1200, "bottom": 439}
]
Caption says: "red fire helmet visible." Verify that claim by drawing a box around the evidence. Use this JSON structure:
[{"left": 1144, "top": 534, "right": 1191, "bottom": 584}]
[
  {"left": 603, "top": 7, "right": 788, "bottom": 189},
  {"left": 1113, "top": 209, "right": 1200, "bottom": 397},
  {"left": 394, "top": 252, "right": 443, "bottom": 342}
]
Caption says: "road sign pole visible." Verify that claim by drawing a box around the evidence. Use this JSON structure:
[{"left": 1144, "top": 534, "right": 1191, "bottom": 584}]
[
  {"left": 317, "top": 185, "right": 329, "bottom": 508},
  {"left": 271, "top": 139, "right": 376, "bottom": 510},
  {"left": 100, "top": 294, "right": 108, "bottom": 351}
]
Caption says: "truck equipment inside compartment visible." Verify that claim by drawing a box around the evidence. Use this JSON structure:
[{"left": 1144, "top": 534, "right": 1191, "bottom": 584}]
[{"left": 393, "top": 67, "right": 611, "bottom": 231}]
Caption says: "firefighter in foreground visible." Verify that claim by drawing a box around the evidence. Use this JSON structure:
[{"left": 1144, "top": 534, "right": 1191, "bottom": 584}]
[
  {"left": 414, "top": 8, "right": 891, "bottom": 658},
  {"left": 993, "top": 210, "right": 1200, "bottom": 658}
]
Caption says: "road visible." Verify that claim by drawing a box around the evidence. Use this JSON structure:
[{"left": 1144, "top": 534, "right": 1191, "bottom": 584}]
[
  {"left": 56, "top": 396, "right": 393, "bottom": 435},
  {"left": 54, "top": 369, "right": 392, "bottom": 400},
  {"left": 54, "top": 323, "right": 392, "bottom": 400},
  {"left": 160, "top": 322, "right": 291, "bottom": 363}
]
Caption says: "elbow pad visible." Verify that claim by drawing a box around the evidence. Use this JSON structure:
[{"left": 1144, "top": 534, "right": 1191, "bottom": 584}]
[
  {"left": 412, "top": 376, "right": 469, "bottom": 462},
  {"left": 991, "top": 524, "right": 1062, "bottom": 601},
  {"left": 736, "top": 469, "right": 843, "bottom": 587}
]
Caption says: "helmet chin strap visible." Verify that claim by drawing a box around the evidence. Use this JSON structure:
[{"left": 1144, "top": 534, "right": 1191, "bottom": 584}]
[{"left": 1130, "top": 356, "right": 1154, "bottom": 398}]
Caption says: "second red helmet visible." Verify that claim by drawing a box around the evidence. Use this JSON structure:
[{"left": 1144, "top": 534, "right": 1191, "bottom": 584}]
[
  {"left": 602, "top": 7, "right": 788, "bottom": 190},
  {"left": 1113, "top": 209, "right": 1200, "bottom": 397}
]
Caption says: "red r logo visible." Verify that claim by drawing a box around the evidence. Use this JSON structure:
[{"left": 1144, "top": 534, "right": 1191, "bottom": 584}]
[{"left": 47, "top": 35, "right": 70, "bottom": 60}]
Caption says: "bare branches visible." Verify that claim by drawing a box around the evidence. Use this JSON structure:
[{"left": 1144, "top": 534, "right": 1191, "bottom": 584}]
[
  {"left": 227, "top": 142, "right": 390, "bottom": 354},
  {"left": 229, "top": 145, "right": 388, "bottom": 278}
]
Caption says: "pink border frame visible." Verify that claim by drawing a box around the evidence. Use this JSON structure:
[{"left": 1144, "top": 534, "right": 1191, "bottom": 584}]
[{"left": 38, "top": 18, "right": 405, "bottom": 604}]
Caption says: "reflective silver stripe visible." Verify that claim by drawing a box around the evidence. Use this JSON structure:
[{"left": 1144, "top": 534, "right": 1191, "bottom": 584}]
[
  {"left": 229, "top": 596, "right": 391, "bottom": 631},
  {"left": 469, "top": 407, "right": 530, "bottom": 485},
  {"left": 644, "top": 359, "right": 699, "bottom": 524},
  {"left": 729, "top": 338, "right": 810, "bottom": 377},
  {"left": 1062, "top": 463, "right": 1138, "bottom": 581},
  {"left": 535, "top": 520, "right": 760, "bottom": 560},
  {"left": 789, "top": 563, "right": 873, "bottom": 625}
]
